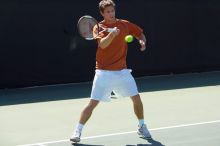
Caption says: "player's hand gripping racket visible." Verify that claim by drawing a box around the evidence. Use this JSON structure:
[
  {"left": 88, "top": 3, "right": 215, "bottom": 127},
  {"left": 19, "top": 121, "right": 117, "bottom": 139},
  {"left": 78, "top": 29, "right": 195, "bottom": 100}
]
[{"left": 77, "top": 15, "right": 116, "bottom": 40}]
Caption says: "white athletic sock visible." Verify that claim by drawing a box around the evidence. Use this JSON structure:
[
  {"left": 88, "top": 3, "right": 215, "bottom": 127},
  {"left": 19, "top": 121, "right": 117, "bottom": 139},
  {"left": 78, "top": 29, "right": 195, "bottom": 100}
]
[
  {"left": 76, "top": 123, "right": 84, "bottom": 132},
  {"left": 138, "top": 119, "right": 145, "bottom": 127}
]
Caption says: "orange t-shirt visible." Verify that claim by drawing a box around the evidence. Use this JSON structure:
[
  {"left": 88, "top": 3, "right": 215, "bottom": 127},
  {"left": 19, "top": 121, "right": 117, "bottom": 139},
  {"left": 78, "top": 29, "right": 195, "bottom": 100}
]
[{"left": 95, "top": 19, "right": 143, "bottom": 70}]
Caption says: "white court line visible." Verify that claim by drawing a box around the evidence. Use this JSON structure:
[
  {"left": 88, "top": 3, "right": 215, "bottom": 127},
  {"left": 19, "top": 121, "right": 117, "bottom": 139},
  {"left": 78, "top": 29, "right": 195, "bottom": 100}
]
[{"left": 18, "top": 120, "right": 220, "bottom": 146}]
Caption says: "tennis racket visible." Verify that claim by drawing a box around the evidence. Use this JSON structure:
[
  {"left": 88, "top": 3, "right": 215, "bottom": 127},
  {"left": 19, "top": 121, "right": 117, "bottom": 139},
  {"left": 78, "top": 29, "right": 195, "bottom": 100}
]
[{"left": 77, "top": 15, "right": 115, "bottom": 40}]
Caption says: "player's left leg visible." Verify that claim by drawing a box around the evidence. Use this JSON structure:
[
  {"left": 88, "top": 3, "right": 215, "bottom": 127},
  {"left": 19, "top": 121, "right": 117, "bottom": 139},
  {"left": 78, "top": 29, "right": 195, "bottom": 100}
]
[
  {"left": 131, "top": 94, "right": 152, "bottom": 139},
  {"left": 130, "top": 94, "right": 144, "bottom": 119},
  {"left": 113, "top": 69, "right": 152, "bottom": 138}
]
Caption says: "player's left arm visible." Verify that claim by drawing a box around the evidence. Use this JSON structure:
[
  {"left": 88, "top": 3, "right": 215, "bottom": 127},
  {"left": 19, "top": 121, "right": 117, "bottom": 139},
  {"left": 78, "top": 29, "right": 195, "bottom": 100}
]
[
  {"left": 125, "top": 20, "right": 147, "bottom": 51},
  {"left": 136, "top": 33, "right": 146, "bottom": 51}
]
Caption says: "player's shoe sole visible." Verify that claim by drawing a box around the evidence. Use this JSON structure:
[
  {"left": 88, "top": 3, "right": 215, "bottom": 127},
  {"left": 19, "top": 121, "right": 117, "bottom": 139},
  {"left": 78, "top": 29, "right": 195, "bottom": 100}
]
[{"left": 70, "top": 137, "right": 80, "bottom": 143}]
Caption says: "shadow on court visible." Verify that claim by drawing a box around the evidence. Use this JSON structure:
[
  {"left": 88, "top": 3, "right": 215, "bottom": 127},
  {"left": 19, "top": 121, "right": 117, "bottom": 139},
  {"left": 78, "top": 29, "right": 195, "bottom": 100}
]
[
  {"left": 126, "top": 138, "right": 165, "bottom": 146},
  {"left": 71, "top": 138, "right": 165, "bottom": 146},
  {"left": 72, "top": 143, "right": 104, "bottom": 146},
  {"left": 1, "top": 71, "right": 220, "bottom": 106}
]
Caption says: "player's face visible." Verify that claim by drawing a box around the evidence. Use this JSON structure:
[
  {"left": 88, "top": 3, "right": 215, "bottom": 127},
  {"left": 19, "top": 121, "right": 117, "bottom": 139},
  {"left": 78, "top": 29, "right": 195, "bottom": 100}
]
[{"left": 101, "top": 6, "right": 116, "bottom": 21}]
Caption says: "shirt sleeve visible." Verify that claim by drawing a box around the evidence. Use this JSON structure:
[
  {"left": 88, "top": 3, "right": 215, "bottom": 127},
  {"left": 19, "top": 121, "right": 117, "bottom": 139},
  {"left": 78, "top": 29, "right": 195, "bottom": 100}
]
[{"left": 126, "top": 21, "right": 143, "bottom": 38}]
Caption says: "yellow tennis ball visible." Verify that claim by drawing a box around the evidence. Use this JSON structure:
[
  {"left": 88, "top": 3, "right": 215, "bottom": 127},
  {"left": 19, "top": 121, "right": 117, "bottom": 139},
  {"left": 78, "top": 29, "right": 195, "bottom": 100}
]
[{"left": 125, "top": 35, "right": 133, "bottom": 43}]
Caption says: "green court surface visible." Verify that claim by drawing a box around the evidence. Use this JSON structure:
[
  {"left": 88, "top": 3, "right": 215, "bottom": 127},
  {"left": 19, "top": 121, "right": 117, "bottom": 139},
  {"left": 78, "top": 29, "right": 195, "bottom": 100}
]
[{"left": 0, "top": 71, "right": 220, "bottom": 146}]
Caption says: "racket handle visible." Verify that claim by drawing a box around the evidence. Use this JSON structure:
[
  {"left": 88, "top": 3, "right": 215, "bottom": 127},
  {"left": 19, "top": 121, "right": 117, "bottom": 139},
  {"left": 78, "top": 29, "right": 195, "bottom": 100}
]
[{"left": 106, "top": 27, "right": 117, "bottom": 33}]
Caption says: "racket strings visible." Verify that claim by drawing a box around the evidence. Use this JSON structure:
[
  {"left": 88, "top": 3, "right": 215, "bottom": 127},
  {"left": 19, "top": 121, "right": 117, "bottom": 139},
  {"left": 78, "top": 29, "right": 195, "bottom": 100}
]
[{"left": 78, "top": 17, "right": 98, "bottom": 40}]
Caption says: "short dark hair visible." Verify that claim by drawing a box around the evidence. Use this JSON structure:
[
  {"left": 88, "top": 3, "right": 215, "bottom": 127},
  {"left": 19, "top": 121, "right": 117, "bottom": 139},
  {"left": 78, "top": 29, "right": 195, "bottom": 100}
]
[{"left": 99, "top": 0, "right": 116, "bottom": 13}]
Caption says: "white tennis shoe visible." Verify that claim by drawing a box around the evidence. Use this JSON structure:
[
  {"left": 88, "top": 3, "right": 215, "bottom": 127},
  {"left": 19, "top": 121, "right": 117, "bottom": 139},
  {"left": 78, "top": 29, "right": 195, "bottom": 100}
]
[
  {"left": 70, "top": 129, "right": 81, "bottom": 143},
  {"left": 137, "top": 124, "right": 152, "bottom": 139}
]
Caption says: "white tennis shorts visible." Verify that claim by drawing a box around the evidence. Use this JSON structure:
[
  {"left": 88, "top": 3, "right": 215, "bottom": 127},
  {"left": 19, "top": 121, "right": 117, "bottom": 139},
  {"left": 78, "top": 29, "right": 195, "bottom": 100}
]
[{"left": 91, "top": 69, "right": 139, "bottom": 102}]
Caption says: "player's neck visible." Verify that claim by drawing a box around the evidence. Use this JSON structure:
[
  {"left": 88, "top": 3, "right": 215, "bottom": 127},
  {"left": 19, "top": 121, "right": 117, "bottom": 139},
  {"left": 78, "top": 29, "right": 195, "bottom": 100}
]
[{"left": 104, "top": 18, "right": 117, "bottom": 24}]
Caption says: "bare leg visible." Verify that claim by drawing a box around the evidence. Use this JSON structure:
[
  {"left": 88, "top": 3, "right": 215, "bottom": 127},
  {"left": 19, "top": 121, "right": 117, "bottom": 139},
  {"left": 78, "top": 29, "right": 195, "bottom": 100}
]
[
  {"left": 70, "top": 99, "right": 99, "bottom": 142},
  {"left": 130, "top": 94, "right": 144, "bottom": 119},
  {"left": 130, "top": 94, "right": 151, "bottom": 138},
  {"left": 79, "top": 99, "right": 99, "bottom": 124}
]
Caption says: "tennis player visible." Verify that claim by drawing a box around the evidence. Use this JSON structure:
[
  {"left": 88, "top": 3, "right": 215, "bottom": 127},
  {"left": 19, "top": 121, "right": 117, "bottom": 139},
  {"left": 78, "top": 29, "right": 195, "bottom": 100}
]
[{"left": 70, "top": 0, "right": 151, "bottom": 142}]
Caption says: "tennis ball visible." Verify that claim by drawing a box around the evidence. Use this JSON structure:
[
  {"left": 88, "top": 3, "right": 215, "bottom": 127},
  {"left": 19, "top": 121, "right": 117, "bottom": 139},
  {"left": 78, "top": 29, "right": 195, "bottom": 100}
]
[{"left": 125, "top": 35, "right": 133, "bottom": 43}]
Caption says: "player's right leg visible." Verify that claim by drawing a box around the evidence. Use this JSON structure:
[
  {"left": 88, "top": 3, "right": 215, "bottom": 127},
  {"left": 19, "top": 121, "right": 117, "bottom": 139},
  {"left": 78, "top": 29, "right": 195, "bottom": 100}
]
[
  {"left": 79, "top": 99, "right": 99, "bottom": 124},
  {"left": 70, "top": 99, "right": 99, "bottom": 143},
  {"left": 70, "top": 69, "right": 113, "bottom": 143}
]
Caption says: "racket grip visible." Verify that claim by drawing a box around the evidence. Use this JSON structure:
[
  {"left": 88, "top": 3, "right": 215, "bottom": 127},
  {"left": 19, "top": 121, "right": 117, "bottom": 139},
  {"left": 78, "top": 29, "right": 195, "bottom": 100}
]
[{"left": 106, "top": 27, "right": 117, "bottom": 33}]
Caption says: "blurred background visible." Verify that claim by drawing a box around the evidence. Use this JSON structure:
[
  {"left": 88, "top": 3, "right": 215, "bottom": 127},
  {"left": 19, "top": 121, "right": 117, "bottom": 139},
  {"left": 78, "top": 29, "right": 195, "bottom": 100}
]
[{"left": 0, "top": 0, "right": 220, "bottom": 89}]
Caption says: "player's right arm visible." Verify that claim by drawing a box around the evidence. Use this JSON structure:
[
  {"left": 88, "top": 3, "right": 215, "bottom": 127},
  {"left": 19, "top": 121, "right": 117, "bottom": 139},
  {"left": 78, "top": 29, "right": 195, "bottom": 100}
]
[{"left": 98, "top": 27, "right": 120, "bottom": 49}]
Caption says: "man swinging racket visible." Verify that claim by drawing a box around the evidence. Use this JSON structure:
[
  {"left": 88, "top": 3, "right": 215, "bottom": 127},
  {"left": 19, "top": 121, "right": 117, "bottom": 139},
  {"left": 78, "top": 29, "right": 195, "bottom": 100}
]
[{"left": 70, "top": 0, "right": 152, "bottom": 143}]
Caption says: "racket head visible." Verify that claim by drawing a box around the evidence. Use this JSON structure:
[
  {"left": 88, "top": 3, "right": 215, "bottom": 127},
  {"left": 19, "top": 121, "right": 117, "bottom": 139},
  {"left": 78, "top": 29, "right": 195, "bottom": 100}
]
[{"left": 77, "top": 15, "right": 100, "bottom": 40}]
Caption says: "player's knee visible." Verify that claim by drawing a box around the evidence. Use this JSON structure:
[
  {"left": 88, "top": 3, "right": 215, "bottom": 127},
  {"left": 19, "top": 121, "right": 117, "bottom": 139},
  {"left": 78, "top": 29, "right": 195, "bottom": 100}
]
[
  {"left": 131, "top": 94, "right": 142, "bottom": 104},
  {"left": 131, "top": 94, "right": 141, "bottom": 100},
  {"left": 86, "top": 100, "right": 99, "bottom": 110}
]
